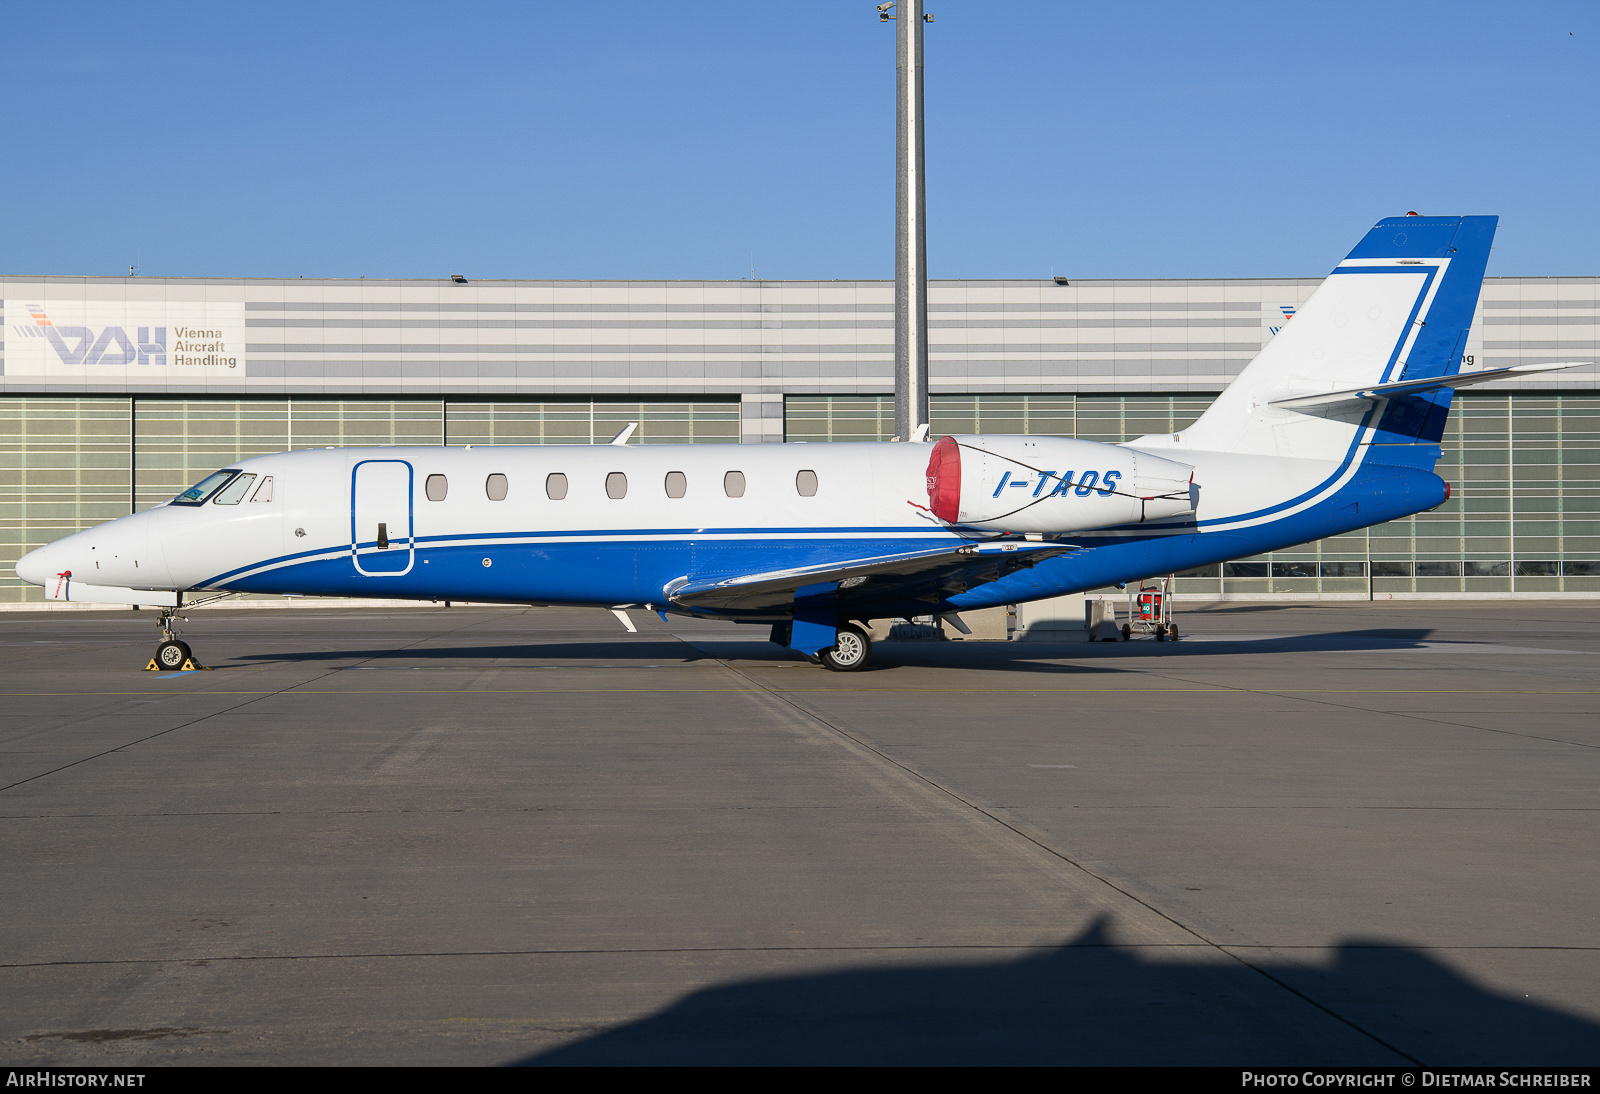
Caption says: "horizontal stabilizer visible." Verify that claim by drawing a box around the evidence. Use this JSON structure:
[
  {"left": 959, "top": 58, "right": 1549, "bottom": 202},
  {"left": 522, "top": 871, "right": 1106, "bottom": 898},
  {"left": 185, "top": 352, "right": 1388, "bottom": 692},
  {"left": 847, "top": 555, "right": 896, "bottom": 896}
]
[
  {"left": 666, "top": 540, "right": 1076, "bottom": 614},
  {"left": 1270, "top": 361, "right": 1590, "bottom": 412}
]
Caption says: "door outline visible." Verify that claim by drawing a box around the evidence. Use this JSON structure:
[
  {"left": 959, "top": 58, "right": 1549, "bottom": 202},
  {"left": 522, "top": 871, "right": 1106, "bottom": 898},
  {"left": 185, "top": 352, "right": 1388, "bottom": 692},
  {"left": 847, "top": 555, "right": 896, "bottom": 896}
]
[{"left": 350, "top": 459, "right": 415, "bottom": 577}]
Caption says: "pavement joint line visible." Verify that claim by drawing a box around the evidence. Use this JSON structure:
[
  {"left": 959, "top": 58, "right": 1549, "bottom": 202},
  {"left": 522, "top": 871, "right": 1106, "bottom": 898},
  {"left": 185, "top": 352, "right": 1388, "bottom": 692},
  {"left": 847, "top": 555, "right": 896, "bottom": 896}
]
[
  {"left": 0, "top": 942, "right": 1295, "bottom": 970},
  {"left": 679, "top": 641, "right": 1423, "bottom": 1065},
  {"left": 6, "top": 688, "right": 1600, "bottom": 695},
  {"left": 1107, "top": 658, "right": 1600, "bottom": 752},
  {"left": 0, "top": 682, "right": 336, "bottom": 797},
  {"left": 6, "top": 805, "right": 1597, "bottom": 822},
  {"left": 5, "top": 942, "right": 1596, "bottom": 972},
  {"left": 0, "top": 614, "right": 495, "bottom": 796}
]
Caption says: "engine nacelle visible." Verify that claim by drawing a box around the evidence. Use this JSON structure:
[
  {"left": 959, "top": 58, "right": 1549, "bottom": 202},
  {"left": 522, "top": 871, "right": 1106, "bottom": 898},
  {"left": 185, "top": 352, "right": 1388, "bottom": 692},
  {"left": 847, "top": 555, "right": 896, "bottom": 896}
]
[{"left": 925, "top": 434, "right": 1195, "bottom": 533}]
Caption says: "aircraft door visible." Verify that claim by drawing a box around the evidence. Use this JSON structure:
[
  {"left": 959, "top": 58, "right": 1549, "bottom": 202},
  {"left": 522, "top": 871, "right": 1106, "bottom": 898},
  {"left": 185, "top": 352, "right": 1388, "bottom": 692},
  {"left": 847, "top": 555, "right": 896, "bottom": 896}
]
[{"left": 351, "top": 459, "right": 415, "bottom": 576}]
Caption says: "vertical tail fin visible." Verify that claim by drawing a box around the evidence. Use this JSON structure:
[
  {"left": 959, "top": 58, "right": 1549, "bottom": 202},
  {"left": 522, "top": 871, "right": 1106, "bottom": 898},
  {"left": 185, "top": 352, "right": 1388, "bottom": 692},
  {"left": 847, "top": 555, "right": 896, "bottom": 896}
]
[{"left": 1179, "top": 215, "right": 1497, "bottom": 464}]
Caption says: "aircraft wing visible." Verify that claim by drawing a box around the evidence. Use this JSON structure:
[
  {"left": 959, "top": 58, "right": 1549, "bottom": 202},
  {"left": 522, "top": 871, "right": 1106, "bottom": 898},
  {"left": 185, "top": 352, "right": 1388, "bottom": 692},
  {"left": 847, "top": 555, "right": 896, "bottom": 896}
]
[
  {"left": 1269, "top": 361, "right": 1589, "bottom": 411},
  {"left": 664, "top": 540, "right": 1077, "bottom": 614}
]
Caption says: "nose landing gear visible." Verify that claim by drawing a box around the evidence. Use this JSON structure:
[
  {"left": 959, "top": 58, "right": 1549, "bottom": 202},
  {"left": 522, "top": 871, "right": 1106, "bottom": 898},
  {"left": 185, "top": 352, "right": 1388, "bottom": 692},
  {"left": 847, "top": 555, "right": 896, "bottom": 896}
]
[
  {"left": 141, "top": 593, "right": 240, "bottom": 671},
  {"left": 145, "top": 605, "right": 206, "bottom": 671}
]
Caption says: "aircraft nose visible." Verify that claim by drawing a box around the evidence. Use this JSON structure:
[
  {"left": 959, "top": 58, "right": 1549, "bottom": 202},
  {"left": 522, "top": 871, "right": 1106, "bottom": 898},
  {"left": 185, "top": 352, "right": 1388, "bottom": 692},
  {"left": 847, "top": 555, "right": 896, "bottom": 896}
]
[{"left": 15, "top": 541, "right": 66, "bottom": 588}]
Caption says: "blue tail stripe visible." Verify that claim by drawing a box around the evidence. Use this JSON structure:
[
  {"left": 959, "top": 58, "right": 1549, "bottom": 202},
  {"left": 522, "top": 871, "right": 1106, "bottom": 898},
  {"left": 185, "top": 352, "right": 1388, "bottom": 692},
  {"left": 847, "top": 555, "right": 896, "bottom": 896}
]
[
  {"left": 1344, "top": 215, "right": 1469, "bottom": 260},
  {"left": 1371, "top": 215, "right": 1498, "bottom": 446}
]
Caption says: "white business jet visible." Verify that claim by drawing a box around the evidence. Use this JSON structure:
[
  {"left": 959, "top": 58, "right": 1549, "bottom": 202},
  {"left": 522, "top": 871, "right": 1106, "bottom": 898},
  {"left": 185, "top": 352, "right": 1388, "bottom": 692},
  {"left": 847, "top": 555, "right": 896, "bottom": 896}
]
[{"left": 14, "top": 215, "right": 1584, "bottom": 671}]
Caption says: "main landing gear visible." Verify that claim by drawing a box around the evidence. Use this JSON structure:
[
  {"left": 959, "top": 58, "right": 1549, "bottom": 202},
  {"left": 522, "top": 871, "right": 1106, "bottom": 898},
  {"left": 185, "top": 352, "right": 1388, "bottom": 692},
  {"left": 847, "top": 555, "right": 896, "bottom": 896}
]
[
  {"left": 818, "top": 622, "right": 872, "bottom": 672},
  {"left": 770, "top": 619, "right": 875, "bottom": 672}
]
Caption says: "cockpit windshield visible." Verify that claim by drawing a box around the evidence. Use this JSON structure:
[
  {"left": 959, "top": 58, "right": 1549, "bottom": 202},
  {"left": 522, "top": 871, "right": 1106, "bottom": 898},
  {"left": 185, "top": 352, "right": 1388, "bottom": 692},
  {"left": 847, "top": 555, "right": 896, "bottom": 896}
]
[{"left": 172, "top": 469, "right": 239, "bottom": 506}]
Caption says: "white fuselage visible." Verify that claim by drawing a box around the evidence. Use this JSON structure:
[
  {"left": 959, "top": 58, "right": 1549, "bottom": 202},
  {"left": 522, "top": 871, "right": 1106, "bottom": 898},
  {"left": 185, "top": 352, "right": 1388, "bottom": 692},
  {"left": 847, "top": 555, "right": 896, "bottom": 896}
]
[{"left": 15, "top": 436, "right": 1362, "bottom": 618}]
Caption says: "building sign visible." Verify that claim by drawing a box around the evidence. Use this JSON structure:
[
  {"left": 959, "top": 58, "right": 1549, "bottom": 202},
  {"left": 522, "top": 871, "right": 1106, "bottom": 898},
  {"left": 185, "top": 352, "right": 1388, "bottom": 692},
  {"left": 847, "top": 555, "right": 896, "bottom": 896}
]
[
  {"left": 1261, "top": 303, "right": 1297, "bottom": 345},
  {"left": 4, "top": 299, "right": 246, "bottom": 383}
]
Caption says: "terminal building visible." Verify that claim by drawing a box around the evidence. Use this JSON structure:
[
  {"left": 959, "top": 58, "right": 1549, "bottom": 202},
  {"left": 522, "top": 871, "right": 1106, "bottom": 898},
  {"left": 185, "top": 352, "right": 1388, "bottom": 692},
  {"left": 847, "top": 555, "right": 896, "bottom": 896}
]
[{"left": 2, "top": 271, "right": 1597, "bottom": 604}]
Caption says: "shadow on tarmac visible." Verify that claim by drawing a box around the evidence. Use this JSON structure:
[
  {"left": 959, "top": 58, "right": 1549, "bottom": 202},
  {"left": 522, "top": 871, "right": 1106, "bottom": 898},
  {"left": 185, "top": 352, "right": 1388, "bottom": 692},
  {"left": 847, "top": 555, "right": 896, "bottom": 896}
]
[
  {"left": 227, "top": 629, "right": 1442, "bottom": 671},
  {"left": 234, "top": 640, "right": 704, "bottom": 665},
  {"left": 515, "top": 917, "right": 1600, "bottom": 1067}
]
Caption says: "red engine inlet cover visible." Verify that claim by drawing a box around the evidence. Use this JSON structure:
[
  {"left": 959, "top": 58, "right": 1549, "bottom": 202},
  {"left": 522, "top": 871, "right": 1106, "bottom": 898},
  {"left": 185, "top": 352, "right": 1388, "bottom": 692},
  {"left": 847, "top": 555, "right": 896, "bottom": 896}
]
[{"left": 926, "top": 435, "right": 961, "bottom": 523}]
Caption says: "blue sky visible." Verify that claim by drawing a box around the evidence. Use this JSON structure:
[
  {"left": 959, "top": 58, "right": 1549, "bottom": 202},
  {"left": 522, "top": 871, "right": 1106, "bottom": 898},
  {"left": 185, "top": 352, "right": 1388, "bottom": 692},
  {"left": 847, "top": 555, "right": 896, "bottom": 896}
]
[{"left": 3, "top": 1, "right": 1597, "bottom": 281}]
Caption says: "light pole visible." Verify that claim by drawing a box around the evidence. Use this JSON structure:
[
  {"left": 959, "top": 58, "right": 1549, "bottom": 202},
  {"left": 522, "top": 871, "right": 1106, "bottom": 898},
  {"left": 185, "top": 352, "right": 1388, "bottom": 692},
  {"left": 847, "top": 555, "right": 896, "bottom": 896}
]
[{"left": 880, "top": 1, "right": 932, "bottom": 442}]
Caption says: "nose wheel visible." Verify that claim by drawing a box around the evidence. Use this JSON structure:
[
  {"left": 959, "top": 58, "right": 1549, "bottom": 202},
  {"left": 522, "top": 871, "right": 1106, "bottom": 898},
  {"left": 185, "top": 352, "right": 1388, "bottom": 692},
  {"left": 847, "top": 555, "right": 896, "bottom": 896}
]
[
  {"left": 145, "top": 605, "right": 207, "bottom": 671},
  {"left": 155, "top": 640, "right": 193, "bottom": 670}
]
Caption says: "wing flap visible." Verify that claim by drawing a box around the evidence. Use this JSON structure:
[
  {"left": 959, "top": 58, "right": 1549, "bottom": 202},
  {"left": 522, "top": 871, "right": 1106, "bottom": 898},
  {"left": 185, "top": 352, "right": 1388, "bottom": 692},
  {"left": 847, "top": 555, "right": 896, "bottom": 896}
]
[{"left": 666, "top": 540, "right": 1077, "bottom": 614}]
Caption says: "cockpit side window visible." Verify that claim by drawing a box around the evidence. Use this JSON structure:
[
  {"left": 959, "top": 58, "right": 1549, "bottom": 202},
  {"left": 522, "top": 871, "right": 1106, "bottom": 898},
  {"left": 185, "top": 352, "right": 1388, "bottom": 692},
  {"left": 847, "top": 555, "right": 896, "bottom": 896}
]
[
  {"left": 250, "top": 476, "right": 274, "bottom": 502},
  {"left": 172, "top": 469, "right": 238, "bottom": 506},
  {"left": 212, "top": 473, "right": 258, "bottom": 505}
]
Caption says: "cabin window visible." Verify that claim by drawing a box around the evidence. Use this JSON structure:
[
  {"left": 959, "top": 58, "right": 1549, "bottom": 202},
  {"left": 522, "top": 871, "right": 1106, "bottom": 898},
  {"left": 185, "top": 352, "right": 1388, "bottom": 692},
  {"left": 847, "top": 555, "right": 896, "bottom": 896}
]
[
  {"left": 724, "top": 471, "right": 745, "bottom": 498},
  {"left": 795, "top": 470, "right": 818, "bottom": 497},
  {"left": 486, "top": 473, "right": 508, "bottom": 501},
  {"left": 425, "top": 474, "right": 448, "bottom": 502},
  {"left": 250, "top": 476, "right": 274, "bottom": 503},
  {"left": 664, "top": 471, "right": 687, "bottom": 499},
  {"left": 213, "top": 473, "right": 257, "bottom": 505},
  {"left": 546, "top": 473, "right": 568, "bottom": 500},
  {"left": 606, "top": 472, "right": 628, "bottom": 499}
]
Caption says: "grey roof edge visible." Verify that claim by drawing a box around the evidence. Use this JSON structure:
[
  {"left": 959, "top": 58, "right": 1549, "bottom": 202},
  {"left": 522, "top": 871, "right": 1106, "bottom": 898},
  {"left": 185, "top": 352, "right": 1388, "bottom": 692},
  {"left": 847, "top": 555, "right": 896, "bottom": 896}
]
[{"left": 9, "top": 274, "right": 1589, "bottom": 287}]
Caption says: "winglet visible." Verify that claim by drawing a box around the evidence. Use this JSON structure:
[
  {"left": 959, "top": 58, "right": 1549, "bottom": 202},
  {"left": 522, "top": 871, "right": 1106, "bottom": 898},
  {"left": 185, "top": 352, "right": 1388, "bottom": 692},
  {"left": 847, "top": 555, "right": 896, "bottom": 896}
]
[{"left": 608, "top": 423, "right": 638, "bottom": 446}]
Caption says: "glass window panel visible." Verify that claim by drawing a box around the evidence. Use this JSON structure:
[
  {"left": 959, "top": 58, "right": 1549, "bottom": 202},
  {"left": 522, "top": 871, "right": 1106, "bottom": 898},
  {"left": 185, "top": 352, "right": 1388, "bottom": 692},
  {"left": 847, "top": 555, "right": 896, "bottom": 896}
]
[
  {"left": 212, "top": 473, "right": 257, "bottom": 506},
  {"left": 1270, "top": 562, "right": 1317, "bottom": 577},
  {"left": 1223, "top": 562, "right": 1269, "bottom": 578},
  {"left": 174, "top": 469, "right": 236, "bottom": 506},
  {"left": 1320, "top": 562, "right": 1367, "bottom": 577},
  {"left": 485, "top": 474, "right": 508, "bottom": 501},
  {"left": 445, "top": 398, "right": 738, "bottom": 446},
  {"left": 134, "top": 399, "right": 291, "bottom": 512}
]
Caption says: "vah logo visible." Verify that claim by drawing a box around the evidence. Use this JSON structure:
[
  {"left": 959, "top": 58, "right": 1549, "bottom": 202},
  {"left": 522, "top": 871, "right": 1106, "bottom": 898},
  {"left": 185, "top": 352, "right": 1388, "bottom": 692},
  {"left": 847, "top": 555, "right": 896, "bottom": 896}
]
[{"left": 10, "top": 306, "right": 236, "bottom": 368}]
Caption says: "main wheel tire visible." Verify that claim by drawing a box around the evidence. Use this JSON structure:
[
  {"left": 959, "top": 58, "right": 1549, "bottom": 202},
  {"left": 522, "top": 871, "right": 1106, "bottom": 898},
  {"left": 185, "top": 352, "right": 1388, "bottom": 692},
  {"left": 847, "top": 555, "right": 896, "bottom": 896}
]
[
  {"left": 156, "top": 640, "right": 191, "bottom": 669},
  {"left": 818, "top": 624, "right": 872, "bottom": 672}
]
